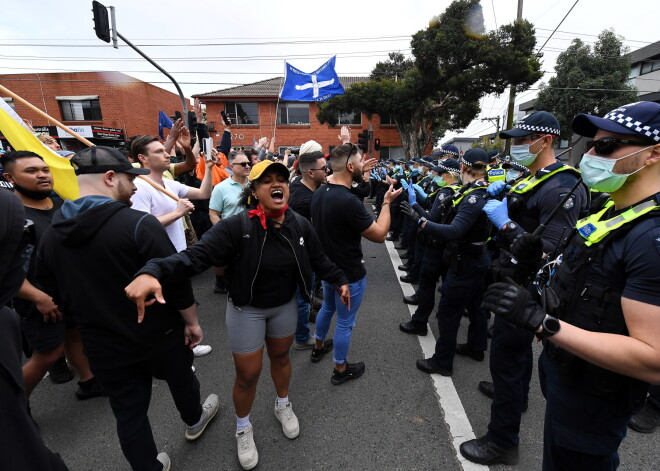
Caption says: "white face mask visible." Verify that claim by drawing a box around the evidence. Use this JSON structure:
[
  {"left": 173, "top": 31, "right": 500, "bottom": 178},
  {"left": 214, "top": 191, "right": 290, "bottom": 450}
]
[{"left": 580, "top": 145, "right": 653, "bottom": 193}]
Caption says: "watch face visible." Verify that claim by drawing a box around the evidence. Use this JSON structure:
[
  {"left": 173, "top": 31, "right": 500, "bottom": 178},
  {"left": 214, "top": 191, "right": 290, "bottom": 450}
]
[{"left": 544, "top": 317, "right": 560, "bottom": 335}]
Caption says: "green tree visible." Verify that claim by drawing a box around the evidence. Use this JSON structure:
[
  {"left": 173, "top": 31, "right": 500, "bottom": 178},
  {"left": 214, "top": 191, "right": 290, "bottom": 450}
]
[
  {"left": 471, "top": 136, "right": 505, "bottom": 153},
  {"left": 317, "top": 0, "right": 542, "bottom": 159},
  {"left": 534, "top": 29, "right": 638, "bottom": 153}
]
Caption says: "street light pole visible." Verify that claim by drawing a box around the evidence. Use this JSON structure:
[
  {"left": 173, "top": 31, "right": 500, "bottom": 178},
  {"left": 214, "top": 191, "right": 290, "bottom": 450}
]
[{"left": 503, "top": 0, "right": 524, "bottom": 156}]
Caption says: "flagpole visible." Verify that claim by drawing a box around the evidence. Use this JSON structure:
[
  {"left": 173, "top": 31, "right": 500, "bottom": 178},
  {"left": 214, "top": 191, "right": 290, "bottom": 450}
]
[
  {"left": 273, "top": 60, "right": 287, "bottom": 144},
  {"left": 0, "top": 83, "right": 179, "bottom": 201}
]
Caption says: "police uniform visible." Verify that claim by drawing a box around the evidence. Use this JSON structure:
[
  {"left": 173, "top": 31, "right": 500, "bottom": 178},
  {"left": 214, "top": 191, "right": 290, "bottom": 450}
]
[
  {"left": 479, "top": 101, "right": 660, "bottom": 469},
  {"left": 415, "top": 149, "right": 493, "bottom": 375},
  {"left": 462, "top": 111, "right": 589, "bottom": 465}
]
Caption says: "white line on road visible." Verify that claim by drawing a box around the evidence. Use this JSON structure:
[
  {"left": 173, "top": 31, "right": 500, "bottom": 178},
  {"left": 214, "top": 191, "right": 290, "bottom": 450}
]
[{"left": 385, "top": 240, "right": 488, "bottom": 471}]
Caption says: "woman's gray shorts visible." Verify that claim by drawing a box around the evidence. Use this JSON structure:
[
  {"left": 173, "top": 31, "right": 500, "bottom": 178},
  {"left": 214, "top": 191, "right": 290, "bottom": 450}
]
[{"left": 225, "top": 296, "right": 297, "bottom": 354}]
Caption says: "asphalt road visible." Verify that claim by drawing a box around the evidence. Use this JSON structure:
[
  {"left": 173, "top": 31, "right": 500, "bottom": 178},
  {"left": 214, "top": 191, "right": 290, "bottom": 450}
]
[{"left": 31, "top": 208, "right": 660, "bottom": 470}]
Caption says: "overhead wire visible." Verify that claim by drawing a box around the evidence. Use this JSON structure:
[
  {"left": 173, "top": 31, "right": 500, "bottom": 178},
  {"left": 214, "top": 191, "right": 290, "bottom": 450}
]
[{"left": 537, "top": 0, "right": 582, "bottom": 54}]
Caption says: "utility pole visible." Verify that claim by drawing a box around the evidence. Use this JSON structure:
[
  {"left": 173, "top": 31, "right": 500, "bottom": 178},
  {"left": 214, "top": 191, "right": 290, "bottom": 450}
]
[
  {"left": 481, "top": 116, "right": 501, "bottom": 133},
  {"left": 503, "top": 0, "right": 524, "bottom": 156}
]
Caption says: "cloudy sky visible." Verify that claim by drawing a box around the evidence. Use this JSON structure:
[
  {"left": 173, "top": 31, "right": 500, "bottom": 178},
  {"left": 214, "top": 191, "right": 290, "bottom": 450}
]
[{"left": 1, "top": 0, "right": 657, "bottom": 143}]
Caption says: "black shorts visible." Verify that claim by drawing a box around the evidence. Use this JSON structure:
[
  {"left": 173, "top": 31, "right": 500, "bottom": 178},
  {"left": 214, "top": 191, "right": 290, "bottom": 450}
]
[{"left": 19, "top": 307, "right": 66, "bottom": 353}]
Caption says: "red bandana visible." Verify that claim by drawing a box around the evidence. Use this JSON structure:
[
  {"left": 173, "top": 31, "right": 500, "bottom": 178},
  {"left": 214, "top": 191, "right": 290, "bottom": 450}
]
[{"left": 248, "top": 203, "right": 289, "bottom": 229}]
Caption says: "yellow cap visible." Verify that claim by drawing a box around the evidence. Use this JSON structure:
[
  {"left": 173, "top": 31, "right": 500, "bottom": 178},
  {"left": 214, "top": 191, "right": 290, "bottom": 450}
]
[{"left": 249, "top": 160, "right": 289, "bottom": 181}]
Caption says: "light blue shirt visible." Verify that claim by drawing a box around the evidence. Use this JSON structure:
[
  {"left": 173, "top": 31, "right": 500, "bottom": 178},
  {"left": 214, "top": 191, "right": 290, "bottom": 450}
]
[{"left": 209, "top": 177, "right": 245, "bottom": 219}]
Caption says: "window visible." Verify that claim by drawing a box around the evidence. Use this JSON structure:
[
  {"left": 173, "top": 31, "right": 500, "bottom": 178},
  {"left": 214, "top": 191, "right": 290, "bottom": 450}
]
[
  {"left": 640, "top": 56, "right": 660, "bottom": 75},
  {"left": 337, "top": 112, "right": 361, "bottom": 125},
  {"left": 379, "top": 146, "right": 405, "bottom": 160},
  {"left": 380, "top": 114, "right": 396, "bottom": 125},
  {"left": 58, "top": 99, "right": 102, "bottom": 121},
  {"left": 277, "top": 102, "right": 309, "bottom": 125},
  {"left": 224, "top": 102, "right": 259, "bottom": 125}
]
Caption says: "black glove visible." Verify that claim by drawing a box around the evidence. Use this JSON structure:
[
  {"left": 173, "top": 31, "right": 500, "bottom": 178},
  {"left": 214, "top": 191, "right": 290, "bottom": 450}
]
[
  {"left": 401, "top": 201, "right": 421, "bottom": 224},
  {"left": 511, "top": 232, "right": 543, "bottom": 264},
  {"left": 481, "top": 278, "right": 545, "bottom": 332}
]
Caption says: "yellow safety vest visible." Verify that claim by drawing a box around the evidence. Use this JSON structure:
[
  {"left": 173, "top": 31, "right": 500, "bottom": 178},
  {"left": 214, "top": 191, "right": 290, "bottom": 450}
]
[
  {"left": 576, "top": 199, "right": 660, "bottom": 246},
  {"left": 511, "top": 165, "right": 579, "bottom": 195}
]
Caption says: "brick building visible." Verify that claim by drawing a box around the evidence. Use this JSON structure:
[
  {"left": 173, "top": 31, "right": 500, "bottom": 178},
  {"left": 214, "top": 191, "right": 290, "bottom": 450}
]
[
  {"left": 0, "top": 71, "right": 184, "bottom": 150},
  {"left": 193, "top": 77, "right": 406, "bottom": 159}
]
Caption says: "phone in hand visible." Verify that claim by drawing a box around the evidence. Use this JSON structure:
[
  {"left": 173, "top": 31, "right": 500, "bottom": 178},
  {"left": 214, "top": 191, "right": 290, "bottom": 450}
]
[
  {"left": 202, "top": 138, "right": 214, "bottom": 160},
  {"left": 220, "top": 110, "right": 232, "bottom": 126}
]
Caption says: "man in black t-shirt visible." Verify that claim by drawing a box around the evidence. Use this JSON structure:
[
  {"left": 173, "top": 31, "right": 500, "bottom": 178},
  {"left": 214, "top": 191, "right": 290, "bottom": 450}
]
[
  {"left": 310, "top": 143, "right": 402, "bottom": 385},
  {"left": 1, "top": 151, "right": 102, "bottom": 401},
  {"left": 289, "top": 151, "right": 329, "bottom": 349}
]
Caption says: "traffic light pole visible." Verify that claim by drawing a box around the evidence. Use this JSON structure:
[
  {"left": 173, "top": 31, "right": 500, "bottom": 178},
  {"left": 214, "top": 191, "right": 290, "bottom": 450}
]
[{"left": 115, "top": 32, "right": 189, "bottom": 128}]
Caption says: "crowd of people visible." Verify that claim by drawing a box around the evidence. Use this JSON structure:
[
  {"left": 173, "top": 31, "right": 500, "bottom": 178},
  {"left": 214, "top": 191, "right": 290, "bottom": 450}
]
[{"left": 1, "top": 99, "right": 659, "bottom": 471}]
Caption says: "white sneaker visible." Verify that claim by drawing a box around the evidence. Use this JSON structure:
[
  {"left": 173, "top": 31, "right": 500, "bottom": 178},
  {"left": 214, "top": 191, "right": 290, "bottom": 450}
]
[
  {"left": 193, "top": 345, "right": 212, "bottom": 357},
  {"left": 185, "top": 394, "right": 219, "bottom": 441},
  {"left": 156, "top": 452, "right": 171, "bottom": 471},
  {"left": 274, "top": 399, "right": 300, "bottom": 439},
  {"left": 235, "top": 424, "right": 258, "bottom": 470}
]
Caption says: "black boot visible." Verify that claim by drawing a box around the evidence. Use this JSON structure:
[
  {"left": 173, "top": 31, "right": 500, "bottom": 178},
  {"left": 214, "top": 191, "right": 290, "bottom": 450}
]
[{"left": 460, "top": 436, "right": 519, "bottom": 465}]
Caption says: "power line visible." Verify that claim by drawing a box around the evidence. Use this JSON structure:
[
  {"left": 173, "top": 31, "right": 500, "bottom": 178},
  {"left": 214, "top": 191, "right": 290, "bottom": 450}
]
[
  {"left": 490, "top": 0, "right": 498, "bottom": 29},
  {"left": 537, "top": 0, "right": 582, "bottom": 54}
]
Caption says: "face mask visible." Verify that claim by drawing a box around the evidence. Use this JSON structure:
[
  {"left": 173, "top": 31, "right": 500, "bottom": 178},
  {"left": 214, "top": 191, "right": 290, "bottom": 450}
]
[
  {"left": 510, "top": 136, "right": 545, "bottom": 167},
  {"left": 394, "top": 165, "right": 401, "bottom": 173},
  {"left": 579, "top": 145, "right": 652, "bottom": 193},
  {"left": 505, "top": 170, "right": 521, "bottom": 182},
  {"left": 411, "top": 168, "right": 420, "bottom": 176},
  {"left": 433, "top": 176, "right": 446, "bottom": 187},
  {"left": 12, "top": 181, "right": 52, "bottom": 200}
]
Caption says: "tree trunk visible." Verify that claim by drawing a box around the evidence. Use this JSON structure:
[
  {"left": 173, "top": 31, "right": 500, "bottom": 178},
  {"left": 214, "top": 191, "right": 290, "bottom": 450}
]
[{"left": 397, "top": 112, "right": 432, "bottom": 159}]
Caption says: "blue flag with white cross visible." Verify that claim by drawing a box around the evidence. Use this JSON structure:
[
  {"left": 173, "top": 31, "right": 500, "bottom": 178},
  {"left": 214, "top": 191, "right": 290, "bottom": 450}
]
[{"left": 280, "top": 56, "right": 345, "bottom": 102}]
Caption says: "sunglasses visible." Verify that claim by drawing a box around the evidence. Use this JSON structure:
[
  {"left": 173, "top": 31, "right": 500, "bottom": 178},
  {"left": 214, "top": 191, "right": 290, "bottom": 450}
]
[
  {"left": 309, "top": 165, "right": 328, "bottom": 172},
  {"left": 232, "top": 162, "right": 251, "bottom": 167},
  {"left": 585, "top": 137, "right": 655, "bottom": 156}
]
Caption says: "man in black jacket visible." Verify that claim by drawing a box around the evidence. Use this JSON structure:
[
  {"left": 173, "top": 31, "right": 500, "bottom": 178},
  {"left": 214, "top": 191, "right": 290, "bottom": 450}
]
[{"left": 36, "top": 147, "right": 219, "bottom": 471}]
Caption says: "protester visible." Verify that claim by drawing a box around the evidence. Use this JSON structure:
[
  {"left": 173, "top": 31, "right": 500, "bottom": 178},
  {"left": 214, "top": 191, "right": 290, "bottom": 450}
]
[
  {"left": 1, "top": 151, "right": 103, "bottom": 401},
  {"left": 0, "top": 189, "right": 70, "bottom": 471},
  {"left": 35, "top": 146, "right": 219, "bottom": 471},
  {"left": 125, "top": 159, "right": 350, "bottom": 470},
  {"left": 311, "top": 143, "right": 402, "bottom": 385},
  {"left": 36, "top": 133, "right": 62, "bottom": 152},
  {"left": 209, "top": 150, "right": 251, "bottom": 294}
]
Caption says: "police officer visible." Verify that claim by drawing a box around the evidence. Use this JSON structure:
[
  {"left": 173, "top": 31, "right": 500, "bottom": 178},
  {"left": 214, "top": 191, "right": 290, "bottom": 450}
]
[
  {"left": 434, "top": 144, "right": 460, "bottom": 162},
  {"left": 486, "top": 150, "right": 506, "bottom": 183},
  {"left": 409, "top": 148, "right": 493, "bottom": 376},
  {"left": 460, "top": 111, "right": 588, "bottom": 465},
  {"left": 479, "top": 101, "right": 660, "bottom": 470},
  {"left": 398, "top": 159, "right": 461, "bottom": 317}
]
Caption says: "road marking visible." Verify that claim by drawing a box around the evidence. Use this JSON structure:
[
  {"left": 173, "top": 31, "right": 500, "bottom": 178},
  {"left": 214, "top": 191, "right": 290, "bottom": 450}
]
[{"left": 385, "top": 240, "right": 487, "bottom": 471}]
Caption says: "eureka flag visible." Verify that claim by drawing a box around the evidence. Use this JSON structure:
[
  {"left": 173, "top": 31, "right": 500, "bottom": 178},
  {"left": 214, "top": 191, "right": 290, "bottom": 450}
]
[
  {"left": 0, "top": 100, "right": 79, "bottom": 200},
  {"left": 158, "top": 110, "right": 173, "bottom": 139},
  {"left": 279, "top": 56, "right": 345, "bottom": 102}
]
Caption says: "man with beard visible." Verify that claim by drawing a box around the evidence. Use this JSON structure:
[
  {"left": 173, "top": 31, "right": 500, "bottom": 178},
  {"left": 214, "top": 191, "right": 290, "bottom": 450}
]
[
  {"left": 311, "top": 143, "right": 402, "bottom": 384},
  {"left": 36, "top": 146, "right": 218, "bottom": 471},
  {"left": 1, "top": 151, "right": 102, "bottom": 401}
]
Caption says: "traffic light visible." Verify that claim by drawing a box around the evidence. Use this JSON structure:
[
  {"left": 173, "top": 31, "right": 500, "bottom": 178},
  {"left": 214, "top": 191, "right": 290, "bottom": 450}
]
[
  {"left": 92, "top": 1, "right": 111, "bottom": 43},
  {"left": 374, "top": 138, "right": 381, "bottom": 151},
  {"left": 357, "top": 130, "right": 369, "bottom": 153}
]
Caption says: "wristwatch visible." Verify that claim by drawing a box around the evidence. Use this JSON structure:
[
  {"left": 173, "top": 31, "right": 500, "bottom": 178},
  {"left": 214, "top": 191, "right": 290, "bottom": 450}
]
[
  {"left": 502, "top": 221, "right": 518, "bottom": 234},
  {"left": 418, "top": 217, "right": 427, "bottom": 227},
  {"left": 540, "top": 316, "right": 560, "bottom": 339}
]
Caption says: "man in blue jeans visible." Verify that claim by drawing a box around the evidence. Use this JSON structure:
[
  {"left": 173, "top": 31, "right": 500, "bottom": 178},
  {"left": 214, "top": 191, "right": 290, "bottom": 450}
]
[{"left": 310, "top": 143, "right": 401, "bottom": 385}]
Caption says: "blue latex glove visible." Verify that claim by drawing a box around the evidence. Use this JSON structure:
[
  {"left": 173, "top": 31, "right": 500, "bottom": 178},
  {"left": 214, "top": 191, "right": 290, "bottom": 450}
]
[
  {"left": 483, "top": 197, "right": 512, "bottom": 230},
  {"left": 486, "top": 180, "right": 510, "bottom": 197},
  {"left": 413, "top": 184, "right": 427, "bottom": 201},
  {"left": 401, "top": 179, "right": 409, "bottom": 191},
  {"left": 408, "top": 184, "right": 417, "bottom": 205},
  {"left": 381, "top": 169, "right": 388, "bottom": 178}
]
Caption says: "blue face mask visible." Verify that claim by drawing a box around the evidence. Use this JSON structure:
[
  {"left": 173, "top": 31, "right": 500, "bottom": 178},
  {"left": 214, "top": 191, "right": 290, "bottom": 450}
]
[
  {"left": 579, "top": 145, "right": 652, "bottom": 193},
  {"left": 411, "top": 168, "right": 420, "bottom": 176},
  {"left": 394, "top": 165, "right": 401, "bottom": 173},
  {"left": 510, "top": 136, "right": 544, "bottom": 167}
]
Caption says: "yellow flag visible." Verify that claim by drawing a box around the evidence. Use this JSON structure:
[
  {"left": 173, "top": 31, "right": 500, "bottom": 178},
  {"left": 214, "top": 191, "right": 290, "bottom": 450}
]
[{"left": 0, "top": 101, "right": 79, "bottom": 200}]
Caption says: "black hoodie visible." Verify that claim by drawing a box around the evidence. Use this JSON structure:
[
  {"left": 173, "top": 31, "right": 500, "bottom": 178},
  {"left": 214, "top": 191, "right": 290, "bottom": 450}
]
[
  {"left": 36, "top": 197, "right": 195, "bottom": 369},
  {"left": 0, "top": 190, "right": 69, "bottom": 470}
]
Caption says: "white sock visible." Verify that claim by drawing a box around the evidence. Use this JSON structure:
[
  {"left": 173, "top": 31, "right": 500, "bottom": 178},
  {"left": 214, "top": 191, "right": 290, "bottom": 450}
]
[
  {"left": 277, "top": 396, "right": 289, "bottom": 405},
  {"left": 236, "top": 414, "right": 250, "bottom": 431}
]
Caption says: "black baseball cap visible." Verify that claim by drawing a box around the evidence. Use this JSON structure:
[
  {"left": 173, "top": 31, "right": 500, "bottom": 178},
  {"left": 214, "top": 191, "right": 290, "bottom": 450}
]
[
  {"left": 71, "top": 146, "right": 151, "bottom": 176},
  {"left": 500, "top": 111, "right": 561, "bottom": 138},
  {"left": 461, "top": 148, "right": 488, "bottom": 168}
]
